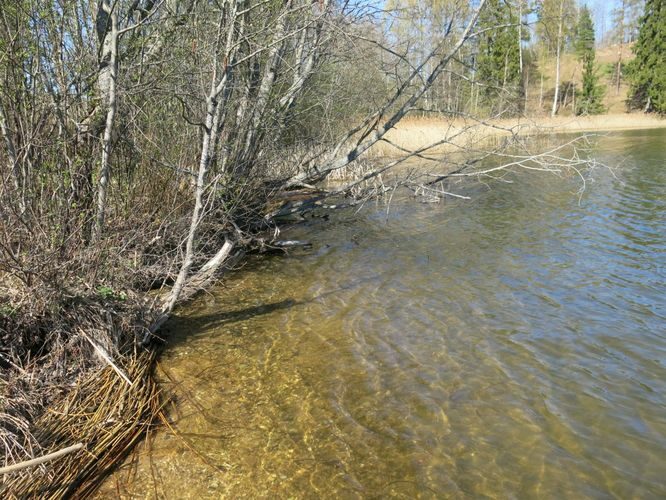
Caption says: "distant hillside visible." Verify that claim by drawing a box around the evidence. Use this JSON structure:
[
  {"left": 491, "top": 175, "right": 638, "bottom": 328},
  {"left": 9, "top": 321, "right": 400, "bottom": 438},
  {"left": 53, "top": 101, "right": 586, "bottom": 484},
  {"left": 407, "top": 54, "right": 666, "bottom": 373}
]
[{"left": 525, "top": 42, "right": 635, "bottom": 116}]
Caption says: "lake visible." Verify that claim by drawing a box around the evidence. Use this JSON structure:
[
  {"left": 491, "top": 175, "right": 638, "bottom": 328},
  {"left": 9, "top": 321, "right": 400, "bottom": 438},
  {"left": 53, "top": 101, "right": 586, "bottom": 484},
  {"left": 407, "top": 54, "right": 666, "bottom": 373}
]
[{"left": 108, "top": 128, "right": 666, "bottom": 498}]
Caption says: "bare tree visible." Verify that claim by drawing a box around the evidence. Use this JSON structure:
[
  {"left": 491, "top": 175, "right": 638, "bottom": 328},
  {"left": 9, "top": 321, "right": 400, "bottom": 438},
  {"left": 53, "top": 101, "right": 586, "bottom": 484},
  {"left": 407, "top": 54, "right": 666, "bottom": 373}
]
[{"left": 92, "top": 1, "right": 119, "bottom": 241}]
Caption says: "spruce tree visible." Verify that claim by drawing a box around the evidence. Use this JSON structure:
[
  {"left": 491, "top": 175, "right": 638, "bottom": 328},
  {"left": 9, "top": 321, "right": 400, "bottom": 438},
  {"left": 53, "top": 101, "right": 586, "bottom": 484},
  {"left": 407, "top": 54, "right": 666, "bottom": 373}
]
[
  {"left": 575, "top": 6, "right": 605, "bottom": 115},
  {"left": 575, "top": 6, "right": 595, "bottom": 58},
  {"left": 628, "top": 0, "right": 666, "bottom": 113},
  {"left": 476, "top": 0, "right": 522, "bottom": 115}
]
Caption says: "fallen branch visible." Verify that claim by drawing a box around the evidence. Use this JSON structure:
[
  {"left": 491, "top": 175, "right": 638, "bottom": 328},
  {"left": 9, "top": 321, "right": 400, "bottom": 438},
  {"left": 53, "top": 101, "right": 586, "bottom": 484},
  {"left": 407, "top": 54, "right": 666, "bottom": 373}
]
[{"left": 0, "top": 443, "right": 84, "bottom": 475}]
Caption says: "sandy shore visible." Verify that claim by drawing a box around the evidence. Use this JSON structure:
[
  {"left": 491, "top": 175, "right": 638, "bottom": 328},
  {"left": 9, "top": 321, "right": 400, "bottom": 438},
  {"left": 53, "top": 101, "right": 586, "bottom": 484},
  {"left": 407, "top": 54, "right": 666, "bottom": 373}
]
[{"left": 371, "top": 113, "right": 666, "bottom": 157}]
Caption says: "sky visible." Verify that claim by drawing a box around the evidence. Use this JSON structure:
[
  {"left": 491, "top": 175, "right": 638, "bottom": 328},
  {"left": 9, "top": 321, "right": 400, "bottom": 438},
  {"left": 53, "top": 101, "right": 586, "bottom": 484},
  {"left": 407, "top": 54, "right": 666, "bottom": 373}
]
[{"left": 587, "top": 0, "right": 643, "bottom": 44}]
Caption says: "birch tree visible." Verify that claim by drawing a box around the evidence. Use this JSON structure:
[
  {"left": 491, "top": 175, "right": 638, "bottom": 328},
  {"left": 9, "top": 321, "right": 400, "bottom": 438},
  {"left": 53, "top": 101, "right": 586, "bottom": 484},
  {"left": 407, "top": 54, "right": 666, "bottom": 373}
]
[{"left": 536, "top": 0, "right": 576, "bottom": 116}]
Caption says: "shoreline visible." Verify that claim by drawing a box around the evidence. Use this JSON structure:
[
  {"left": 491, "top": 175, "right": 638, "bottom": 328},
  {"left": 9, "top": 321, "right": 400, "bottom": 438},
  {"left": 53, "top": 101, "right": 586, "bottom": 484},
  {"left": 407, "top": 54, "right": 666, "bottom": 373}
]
[
  {"left": 95, "top": 130, "right": 666, "bottom": 497},
  {"left": 480, "top": 113, "right": 666, "bottom": 133},
  {"left": 371, "top": 113, "right": 666, "bottom": 157}
]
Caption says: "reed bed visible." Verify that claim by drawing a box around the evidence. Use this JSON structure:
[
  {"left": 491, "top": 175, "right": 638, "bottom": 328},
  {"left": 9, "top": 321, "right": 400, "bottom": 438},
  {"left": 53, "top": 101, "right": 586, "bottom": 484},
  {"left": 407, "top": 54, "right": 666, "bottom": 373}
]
[
  {"left": 1, "top": 349, "right": 160, "bottom": 498},
  {"left": 0, "top": 281, "right": 166, "bottom": 498},
  {"left": 369, "top": 113, "right": 666, "bottom": 158}
]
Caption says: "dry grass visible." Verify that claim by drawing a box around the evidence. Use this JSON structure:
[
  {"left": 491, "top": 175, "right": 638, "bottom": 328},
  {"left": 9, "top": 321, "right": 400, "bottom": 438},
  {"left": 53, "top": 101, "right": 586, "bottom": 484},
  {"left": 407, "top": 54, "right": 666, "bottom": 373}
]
[{"left": 369, "top": 113, "right": 666, "bottom": 158}]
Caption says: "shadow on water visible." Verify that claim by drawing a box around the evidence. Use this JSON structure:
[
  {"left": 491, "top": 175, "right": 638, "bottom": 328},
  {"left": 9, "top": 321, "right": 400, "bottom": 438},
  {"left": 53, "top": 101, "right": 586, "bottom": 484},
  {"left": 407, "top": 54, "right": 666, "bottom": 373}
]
[
  {"left": 170, "top": 298, "right": 301, "bottom": 332},
  {"left": 162, "top": 274, "right": 381, "bottom": 348}
]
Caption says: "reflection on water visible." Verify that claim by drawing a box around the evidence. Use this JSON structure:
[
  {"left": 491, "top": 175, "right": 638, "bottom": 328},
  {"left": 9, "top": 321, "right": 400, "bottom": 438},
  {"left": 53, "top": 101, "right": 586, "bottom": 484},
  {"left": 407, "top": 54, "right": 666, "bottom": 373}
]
[{"left": 106, "top": 129, "right": 666, "bottom": 498}]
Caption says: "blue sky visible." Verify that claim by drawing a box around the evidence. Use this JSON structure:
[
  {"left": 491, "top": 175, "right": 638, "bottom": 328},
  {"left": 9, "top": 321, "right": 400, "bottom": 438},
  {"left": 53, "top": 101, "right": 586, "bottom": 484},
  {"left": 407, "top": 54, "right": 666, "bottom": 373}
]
[{"left": 588, "top": 0, "right": 643, "bottom": 43}]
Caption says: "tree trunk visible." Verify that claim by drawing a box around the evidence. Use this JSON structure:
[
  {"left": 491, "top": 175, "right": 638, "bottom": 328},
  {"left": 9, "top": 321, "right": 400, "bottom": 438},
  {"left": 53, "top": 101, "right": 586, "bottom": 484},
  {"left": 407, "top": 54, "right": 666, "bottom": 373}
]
[
  {"left": 551, "top": 0, "right": 564, "bottom": 117},
  {"left": 92, "top": 1, "right": 119, "bottom": 241},
  {"left": 164, "top": 95, "right": 222, "bottom": 313},
  {"left": 524, "top": 69, "right": 529, "bottom": 112},
  {"left": 615, "top": 44, "right": 623, "bottom": 95},
  {"left": 0, "top": 101, "right": 24, "bottom": 214},
  {"left": 276, "top": 0, "right": 330, "bottom": 132},
  {"left": 539, "top": 72, "right": 544, "bottom": 112},
  {"left": 164, "top": 2, "right": 241, "bottom": 314},
  {"left": 447, "top": 71, "right": 452, "bottom": 112},
  {"left": 518, "top": 0, "right": 523, "bottom": 75},
  {"left": 239, "top": 2, "right": 292, "bottom": 155}
]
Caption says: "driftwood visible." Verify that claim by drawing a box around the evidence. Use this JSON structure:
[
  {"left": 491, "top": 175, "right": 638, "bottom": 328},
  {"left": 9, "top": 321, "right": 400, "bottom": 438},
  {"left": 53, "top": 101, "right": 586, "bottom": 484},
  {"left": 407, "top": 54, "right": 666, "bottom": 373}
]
[
  {"left": 259, "top": 240, "right": 313, "bottom": 254},
  {"left": 0, "top": 443, "right": 84, "bottom": 475},
  {"left": 272, "top": 240, "right": 312, "bottom": 248}
]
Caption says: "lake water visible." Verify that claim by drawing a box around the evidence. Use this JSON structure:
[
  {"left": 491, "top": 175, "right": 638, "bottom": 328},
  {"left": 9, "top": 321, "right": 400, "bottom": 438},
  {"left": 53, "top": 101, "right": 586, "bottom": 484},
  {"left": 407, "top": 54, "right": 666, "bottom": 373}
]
[{"left": 108, "top": 129, "right": 666, "bottom": 498}]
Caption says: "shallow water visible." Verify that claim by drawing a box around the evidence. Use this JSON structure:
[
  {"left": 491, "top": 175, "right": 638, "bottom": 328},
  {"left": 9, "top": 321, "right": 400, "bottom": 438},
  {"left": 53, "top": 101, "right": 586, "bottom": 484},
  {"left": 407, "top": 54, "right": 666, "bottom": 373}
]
[{"left": 110, "top": 129, "right": 665, "bottom": 498}]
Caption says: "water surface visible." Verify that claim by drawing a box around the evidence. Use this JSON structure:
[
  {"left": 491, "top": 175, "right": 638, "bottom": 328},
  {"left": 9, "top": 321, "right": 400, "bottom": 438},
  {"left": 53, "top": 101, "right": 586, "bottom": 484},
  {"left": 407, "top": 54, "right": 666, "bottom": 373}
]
[{"left": 110, "top": 129, "right": 665, "bottom": 498}]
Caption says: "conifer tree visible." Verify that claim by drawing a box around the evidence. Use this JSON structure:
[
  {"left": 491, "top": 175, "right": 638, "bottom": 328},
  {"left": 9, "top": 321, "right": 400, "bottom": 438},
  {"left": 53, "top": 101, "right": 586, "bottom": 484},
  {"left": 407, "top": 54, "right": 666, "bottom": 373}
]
[
  {"left": 628, "top": 0, "right": 666, "bottom": 113},
  {"left": 476, "top": 0, "right": 522, "bottom": 115},
  {"left": 575, "top": 5, "right": 605, "bottom": 115},
  {"left": 575, "top": 5, "right": 595, "bottom": 58}
]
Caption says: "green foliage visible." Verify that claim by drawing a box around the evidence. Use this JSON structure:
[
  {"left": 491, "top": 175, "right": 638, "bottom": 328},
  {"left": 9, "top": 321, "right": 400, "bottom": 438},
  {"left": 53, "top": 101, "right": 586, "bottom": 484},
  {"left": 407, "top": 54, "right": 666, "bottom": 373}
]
[
  {"left": 0, "top": 304, "right": 18, "bottom": 318},
  {"left": 575, "top": 6, "right": 604, "bottom": 115},
  {"left": 476, "top": 0, "right": 522, "bottom": 115},
  {"left": 575, "top": 6, "right": 595, "bottom": 60},
  {"left": 628, "top": 0, "right": 666, "bottom": 113},
  {"left": 601, "top": 61, "right": 625, "bottom": 77},
  {"left": 96, "top": 285, "right": 127, "bottom": 301},
  {"left": 577, "top": 54, "right": 606, "bottom": 115}
]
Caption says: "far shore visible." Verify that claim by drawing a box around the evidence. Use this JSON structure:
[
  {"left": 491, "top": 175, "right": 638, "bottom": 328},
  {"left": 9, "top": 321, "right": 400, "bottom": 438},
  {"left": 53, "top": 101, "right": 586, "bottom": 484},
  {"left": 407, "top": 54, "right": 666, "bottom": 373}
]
[{"left": 370, "top": 113, "right": 666, "bottom": 157}]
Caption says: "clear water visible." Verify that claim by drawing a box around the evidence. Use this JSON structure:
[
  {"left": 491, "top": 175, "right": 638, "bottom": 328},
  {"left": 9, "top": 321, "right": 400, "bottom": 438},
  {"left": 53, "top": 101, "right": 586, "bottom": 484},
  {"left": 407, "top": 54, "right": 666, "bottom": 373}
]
[{"left": 107, "top": 129, "right": 666, "bottom": 498}]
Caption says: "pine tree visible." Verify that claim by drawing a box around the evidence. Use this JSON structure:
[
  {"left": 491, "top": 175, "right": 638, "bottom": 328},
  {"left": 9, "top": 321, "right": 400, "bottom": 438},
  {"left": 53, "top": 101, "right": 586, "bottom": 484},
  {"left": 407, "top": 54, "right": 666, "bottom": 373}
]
[
  {"left": 575, "top": 5, "right": 605, "bottom": 115},
  {"left": 476, "top": 0, "right": 522, "bottom": 115},
  {"left": 628, "top": 0, "right": 666, "bottom": 113}
]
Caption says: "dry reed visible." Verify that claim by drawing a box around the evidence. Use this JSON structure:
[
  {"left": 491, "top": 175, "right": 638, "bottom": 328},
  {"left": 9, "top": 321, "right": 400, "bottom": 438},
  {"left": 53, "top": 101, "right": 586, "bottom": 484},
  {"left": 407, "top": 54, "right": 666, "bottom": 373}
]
[
  {"left": 1, "top": 350, "right": 161, "bottom": 498},
  {"left": 369, "top": 113, "right": 666, "bottom": 158}
]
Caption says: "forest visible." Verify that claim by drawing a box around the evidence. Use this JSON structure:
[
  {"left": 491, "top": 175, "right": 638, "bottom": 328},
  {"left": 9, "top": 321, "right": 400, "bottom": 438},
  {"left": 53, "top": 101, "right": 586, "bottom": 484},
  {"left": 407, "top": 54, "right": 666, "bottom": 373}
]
[{"left": 0, "top": 0, "right": 664, "bottom": 495}]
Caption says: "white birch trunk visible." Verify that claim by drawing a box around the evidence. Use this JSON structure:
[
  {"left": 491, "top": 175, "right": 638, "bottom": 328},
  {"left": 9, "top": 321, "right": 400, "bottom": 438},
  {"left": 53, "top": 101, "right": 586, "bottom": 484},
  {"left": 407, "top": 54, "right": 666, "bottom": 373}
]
[
  {"left": 551, "top": 0, "right": 564, "bottom": 117},
  {"left": 241, "top": 1, "right": 293, "bottom": 158},
  {"left": 164, "top": 97, "right": 220, "bottom": 313},
  {"left": 518, "top": 0, "right": 523, "bottom": 75}
]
